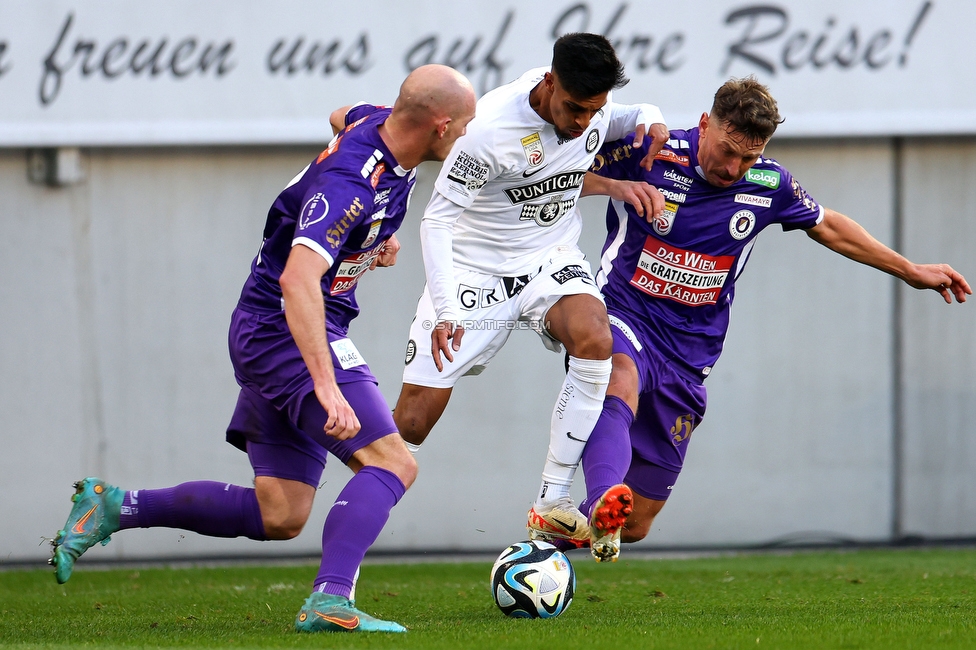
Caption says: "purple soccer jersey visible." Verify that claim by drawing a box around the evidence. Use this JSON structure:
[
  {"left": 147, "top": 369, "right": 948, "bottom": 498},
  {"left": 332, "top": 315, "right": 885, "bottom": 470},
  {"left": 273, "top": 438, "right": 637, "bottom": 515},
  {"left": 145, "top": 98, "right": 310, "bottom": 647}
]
[
  {"left": 236, "top": 104, "right": 416, "bottom": 333},
  {"left": 592, "top": 128, "right": 824, "bottom": 381}
]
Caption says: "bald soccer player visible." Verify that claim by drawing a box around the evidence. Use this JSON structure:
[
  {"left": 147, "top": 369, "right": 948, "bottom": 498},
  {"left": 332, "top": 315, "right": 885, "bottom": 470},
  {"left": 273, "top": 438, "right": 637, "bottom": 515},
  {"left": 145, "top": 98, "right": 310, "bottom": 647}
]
[{"left": 49, "top": 65, "right": 476, "bottom": 634}]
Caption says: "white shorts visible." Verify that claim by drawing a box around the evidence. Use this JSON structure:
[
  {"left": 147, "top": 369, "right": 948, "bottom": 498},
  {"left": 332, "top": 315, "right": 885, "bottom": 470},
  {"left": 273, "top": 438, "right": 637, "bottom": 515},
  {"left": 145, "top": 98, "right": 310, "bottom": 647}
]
[{"left": 402, "top": 245, "right": 604, "bottom": 388}]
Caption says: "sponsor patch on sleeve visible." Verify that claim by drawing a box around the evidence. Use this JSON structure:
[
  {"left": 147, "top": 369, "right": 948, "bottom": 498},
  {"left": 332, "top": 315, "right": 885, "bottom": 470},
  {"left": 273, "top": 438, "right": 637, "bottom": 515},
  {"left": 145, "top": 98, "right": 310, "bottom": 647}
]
[
  {"left": 446, "top": 151, "right": 490, "bottom": 192},
  {"left": 551, "top": 264, "right": 593, "bottom": 285},
  {"left": 790, "top": 177, "right": 820, "bottom": 213}
]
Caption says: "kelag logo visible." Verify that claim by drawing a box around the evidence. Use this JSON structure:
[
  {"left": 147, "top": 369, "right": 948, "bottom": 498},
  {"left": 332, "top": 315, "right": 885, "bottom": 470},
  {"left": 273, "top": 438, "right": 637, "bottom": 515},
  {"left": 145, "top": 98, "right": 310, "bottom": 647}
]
[{"left": 745, "top": 168, "right": 780, "bottom": 189}]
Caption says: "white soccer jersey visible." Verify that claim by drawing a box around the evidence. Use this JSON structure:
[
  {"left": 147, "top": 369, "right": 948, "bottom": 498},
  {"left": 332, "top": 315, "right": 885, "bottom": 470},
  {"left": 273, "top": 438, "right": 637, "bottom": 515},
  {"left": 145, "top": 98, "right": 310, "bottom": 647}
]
[{"left": 423, "top": 67, "right": 664, "bottom": 322}]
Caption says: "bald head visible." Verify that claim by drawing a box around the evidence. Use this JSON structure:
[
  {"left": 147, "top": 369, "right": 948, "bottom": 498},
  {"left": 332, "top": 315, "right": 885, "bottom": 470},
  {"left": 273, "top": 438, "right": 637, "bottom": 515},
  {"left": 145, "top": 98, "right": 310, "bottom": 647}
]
[
  {"left": 394, "top": 64, "right": 476, "bottom": 125},
  {"left": 383, "top": 64, "right": 476, "bottom": 166}
]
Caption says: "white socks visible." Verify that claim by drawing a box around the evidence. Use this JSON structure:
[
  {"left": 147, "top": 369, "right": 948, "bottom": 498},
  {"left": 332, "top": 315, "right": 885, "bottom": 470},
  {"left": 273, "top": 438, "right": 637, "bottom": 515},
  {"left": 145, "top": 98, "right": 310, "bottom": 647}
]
[
  {"left": 535, "top": 356, "right": 612, "bottom": 507},
  {"left": 403, "top": 441, "right": 422, "bottom": 455}
]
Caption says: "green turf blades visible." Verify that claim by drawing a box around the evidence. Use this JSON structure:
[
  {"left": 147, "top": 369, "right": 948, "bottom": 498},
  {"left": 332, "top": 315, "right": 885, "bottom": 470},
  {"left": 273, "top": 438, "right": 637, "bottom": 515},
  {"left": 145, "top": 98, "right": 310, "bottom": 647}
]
[
  {"left": 50, "top": 477, "right": 124, "bottom": 584},
  {"left": 295, "top": 591, "right": 406, "bottom": 633}
]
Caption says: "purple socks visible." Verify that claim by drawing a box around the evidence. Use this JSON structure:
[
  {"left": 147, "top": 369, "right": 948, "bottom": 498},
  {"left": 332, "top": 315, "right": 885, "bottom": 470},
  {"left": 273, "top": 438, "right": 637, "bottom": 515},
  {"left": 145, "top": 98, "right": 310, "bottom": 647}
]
[
  {"left": 581, "top": 395, "right": 634, "bottom": 518},
  {"left": 118, "top": 481, "right": 267, "bottom": 540},
  {"left": 113, "top": 468, "right": 407, "bottom": 600},
  {"left": 313, "top": 466, "right": 406, "bottom": 599}
]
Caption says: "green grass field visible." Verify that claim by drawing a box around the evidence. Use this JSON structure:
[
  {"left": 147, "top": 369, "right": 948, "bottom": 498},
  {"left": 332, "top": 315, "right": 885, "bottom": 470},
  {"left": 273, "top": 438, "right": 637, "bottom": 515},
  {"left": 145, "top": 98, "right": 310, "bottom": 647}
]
[{"left": 2, "top": 548, "right": 975, "bottom": 649}]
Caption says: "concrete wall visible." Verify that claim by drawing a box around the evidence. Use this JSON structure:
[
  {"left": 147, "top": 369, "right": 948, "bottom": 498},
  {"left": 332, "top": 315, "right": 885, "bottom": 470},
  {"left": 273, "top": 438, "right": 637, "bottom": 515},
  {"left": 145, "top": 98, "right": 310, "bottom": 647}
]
[{"left": 1, "top": 137, "right": 973, "bottom": 564}]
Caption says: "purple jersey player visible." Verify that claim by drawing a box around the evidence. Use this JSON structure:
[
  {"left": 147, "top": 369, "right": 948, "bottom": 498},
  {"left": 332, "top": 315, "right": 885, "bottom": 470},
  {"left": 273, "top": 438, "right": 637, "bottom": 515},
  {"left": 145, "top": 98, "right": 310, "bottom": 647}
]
[
  {"left": 573, "top": 77, "right": 970, "bottom": 563},
  {"left": 49, "top": 65, "right": 477, "bottom": 633}
]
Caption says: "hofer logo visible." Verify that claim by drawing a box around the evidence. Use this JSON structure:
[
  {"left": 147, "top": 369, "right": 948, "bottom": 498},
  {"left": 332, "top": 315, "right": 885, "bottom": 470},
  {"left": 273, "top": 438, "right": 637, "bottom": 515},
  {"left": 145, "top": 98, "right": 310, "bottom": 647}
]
[{"left": 745, "top": 168, "right": 780, "bottom": 189}]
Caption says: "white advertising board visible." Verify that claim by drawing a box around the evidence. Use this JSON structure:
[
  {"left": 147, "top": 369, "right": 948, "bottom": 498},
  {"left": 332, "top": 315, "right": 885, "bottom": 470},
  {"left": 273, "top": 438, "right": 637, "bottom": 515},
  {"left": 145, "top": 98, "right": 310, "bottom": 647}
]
[{"left": 0, "top": 0, "right": 968, "bottom": 145}]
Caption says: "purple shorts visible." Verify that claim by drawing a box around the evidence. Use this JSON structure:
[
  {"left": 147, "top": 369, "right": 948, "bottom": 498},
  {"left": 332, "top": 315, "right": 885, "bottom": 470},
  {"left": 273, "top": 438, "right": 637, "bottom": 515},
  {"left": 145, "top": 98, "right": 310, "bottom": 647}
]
[
  {"left": 609, "top": 312, "right": 707, "bottom": 501},
  {"left": 225, "top": 307, "right": 398, "bottom": 487}
]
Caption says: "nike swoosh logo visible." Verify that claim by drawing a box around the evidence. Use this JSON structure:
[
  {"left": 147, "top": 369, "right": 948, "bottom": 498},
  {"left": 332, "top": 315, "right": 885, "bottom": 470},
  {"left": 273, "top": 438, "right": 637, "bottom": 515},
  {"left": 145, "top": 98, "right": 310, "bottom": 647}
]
[
  {"left": 553, "top": 519, "right": 578, "bottom": 533},
  {"left": 566, "top": 431, "right": 587, "bottom": 443},
  {"left": 314, "top": 610, "right": 360, "bottom": 630},
  {"left": 72, "top": 506, "right": 98, "bottom": 535},
  {"left": 522, "top": 165, "right": 548, "bottom": 178}
]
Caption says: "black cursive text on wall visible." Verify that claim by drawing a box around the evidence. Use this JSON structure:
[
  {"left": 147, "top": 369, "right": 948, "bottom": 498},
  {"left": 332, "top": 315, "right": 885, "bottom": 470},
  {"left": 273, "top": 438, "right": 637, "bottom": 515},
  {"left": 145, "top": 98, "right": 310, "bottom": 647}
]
[
  {"left": 266, "top": 33, "right": 371, "bottom": 76},
  {"left": 0, "top": 40, "right": 10, "bottom": 77},
  {"left": 404, "top": 10, "right": 513, "bottom": 95},
  {"left": 551, "top": 3, "right": 686, "bottom": 74},
  {"left": 39, "top": 13, "right": 235, "bottom": 106},
  {"left": 721, "top": 1, "right": 933, "bottom": 75}
]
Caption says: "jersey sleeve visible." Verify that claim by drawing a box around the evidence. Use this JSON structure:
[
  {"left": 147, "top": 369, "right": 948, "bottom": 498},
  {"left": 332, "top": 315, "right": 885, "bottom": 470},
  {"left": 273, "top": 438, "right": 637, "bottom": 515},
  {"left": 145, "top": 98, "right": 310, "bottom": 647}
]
[
  {"left": 604, "top": 101, "right": 667, "bottom": 142},
  {"left": 343, "top": 102, "right": 381, "bottom": 127},
  {"left": 432, "top": 117, "right": 502, "bottom": 208},
  {"left": 291, "top": 171, "right": 374, "bottom": 267},
  {"left": 589, "top": 135, "right": 643, "bottom": 182},
  {"left": 772, "top": 166, "right": 825, "bottom": 231}
]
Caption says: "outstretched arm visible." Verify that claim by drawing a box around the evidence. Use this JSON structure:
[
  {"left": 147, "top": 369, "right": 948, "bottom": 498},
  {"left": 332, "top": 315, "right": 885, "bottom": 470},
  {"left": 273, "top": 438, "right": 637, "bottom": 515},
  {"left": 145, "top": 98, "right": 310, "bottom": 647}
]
[
  {"left": 605, "top": 102, "right": 669, "bottom": 169},
  {"left": 807, "top": 208, "right": 971, "bottom": 304}
]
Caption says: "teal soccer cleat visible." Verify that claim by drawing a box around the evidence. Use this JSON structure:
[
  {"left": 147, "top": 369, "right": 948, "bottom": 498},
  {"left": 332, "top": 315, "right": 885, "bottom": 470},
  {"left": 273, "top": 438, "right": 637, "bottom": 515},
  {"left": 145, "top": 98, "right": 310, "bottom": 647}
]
[
  {"left": 295, "top": 592, "right": 406, "bottom": 633},
  {"left": 49, "top": 478, "right": 124, "bottom": 584}
]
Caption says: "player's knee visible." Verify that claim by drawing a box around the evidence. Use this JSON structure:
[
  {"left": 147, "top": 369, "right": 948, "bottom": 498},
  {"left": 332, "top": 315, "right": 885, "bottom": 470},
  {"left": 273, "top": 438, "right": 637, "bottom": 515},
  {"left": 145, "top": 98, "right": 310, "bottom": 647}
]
[
  {"left": 394, "top": 410, "right": 431, "bottom": 445},
  {"left": 262, "top": 512, "right": 309, "bottom": 540},
  {"left": 568, "top": 321, "right": 613, "bottom": 360},
  {"left": 392, "top": 449, "right": 419, "bottom": 489},
  {"left": 392, "top": 401, "right": 434, "bottom": 445}
]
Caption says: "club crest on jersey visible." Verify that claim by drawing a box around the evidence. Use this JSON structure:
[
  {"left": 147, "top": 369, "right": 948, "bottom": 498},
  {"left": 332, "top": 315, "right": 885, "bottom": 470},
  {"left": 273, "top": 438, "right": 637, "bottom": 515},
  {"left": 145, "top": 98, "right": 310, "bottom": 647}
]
[
  {"left": 729, "top": 209, "right": 756, "bottom": 240},
  {"left": 520, "top": 197, "right": 576, "bottom": 227},
  {"left": 585, "top": 128, "right": 600, "bottom": 153},
  {"left": 520, "top": 132, "right": 545, "bottom": 167},
  {"left": 299, "top": 193, "right": 329, "bottom": 229},
  {"left": 653, "top": 201, "right": 679, "bottom": 235},
  {"left": 361, "top": 219, "right": 382, "bottom": 248}
]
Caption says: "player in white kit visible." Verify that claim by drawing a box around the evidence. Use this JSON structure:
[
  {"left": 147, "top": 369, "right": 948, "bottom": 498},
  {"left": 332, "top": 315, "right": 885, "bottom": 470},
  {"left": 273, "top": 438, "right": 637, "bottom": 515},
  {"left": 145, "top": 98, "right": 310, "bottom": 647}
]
[{"left": 392, "top": 33, "right": 668, "bottom": 546}]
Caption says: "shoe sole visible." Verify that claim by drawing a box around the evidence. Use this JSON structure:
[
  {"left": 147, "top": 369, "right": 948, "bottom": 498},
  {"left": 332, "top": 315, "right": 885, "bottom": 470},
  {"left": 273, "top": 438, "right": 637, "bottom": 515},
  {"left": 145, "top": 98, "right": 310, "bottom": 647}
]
[{"left": 589, "top": 484, "right": 633, "bottom": 562}]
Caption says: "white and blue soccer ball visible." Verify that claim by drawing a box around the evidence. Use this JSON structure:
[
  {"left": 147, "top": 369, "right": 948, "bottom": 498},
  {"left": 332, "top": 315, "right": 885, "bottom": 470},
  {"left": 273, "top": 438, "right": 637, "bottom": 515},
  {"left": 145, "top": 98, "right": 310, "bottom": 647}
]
[{"left": 489, "top": 540, "right": 575, "bottom": 618}]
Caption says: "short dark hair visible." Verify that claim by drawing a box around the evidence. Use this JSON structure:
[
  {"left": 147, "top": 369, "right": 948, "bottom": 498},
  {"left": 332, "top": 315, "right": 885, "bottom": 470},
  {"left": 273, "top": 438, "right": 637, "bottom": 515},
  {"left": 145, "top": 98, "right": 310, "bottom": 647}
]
[
  {"left": 711, "top": 76, "right": 784, "bottom": 142},
  {"left": 551, "top": 33, "right": 628, "bottom": 98}
]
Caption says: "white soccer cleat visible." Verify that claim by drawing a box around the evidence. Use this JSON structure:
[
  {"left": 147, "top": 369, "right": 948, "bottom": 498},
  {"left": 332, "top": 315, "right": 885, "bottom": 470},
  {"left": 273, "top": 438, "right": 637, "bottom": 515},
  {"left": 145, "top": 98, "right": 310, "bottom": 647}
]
[{"left": 526, "top": 497, "right": 590, "bottom": 548}]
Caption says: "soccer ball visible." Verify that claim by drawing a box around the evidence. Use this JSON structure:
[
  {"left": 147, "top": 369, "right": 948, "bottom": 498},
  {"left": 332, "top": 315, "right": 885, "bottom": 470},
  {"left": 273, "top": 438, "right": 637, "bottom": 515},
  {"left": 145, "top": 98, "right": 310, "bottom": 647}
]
[{"left": 489, "top": 540, "right": 575, "bottom": 618}]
